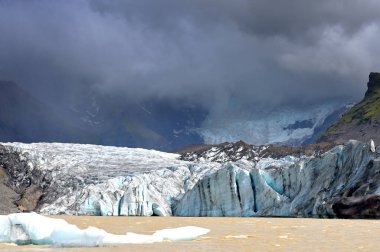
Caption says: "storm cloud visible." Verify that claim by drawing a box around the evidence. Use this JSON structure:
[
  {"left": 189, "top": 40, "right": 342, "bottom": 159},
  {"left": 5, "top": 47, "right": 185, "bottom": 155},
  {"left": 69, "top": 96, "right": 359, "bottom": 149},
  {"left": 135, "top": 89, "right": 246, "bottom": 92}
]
[{"left": 0, "top": 0, "right": 380, "bottom": 140}]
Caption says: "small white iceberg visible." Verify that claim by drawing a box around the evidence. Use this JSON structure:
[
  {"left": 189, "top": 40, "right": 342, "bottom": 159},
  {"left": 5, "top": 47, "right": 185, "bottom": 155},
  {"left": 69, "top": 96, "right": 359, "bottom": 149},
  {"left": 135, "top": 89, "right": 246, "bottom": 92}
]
[{"left": 0, "top": 213, "right": 209, "bottom": 247}]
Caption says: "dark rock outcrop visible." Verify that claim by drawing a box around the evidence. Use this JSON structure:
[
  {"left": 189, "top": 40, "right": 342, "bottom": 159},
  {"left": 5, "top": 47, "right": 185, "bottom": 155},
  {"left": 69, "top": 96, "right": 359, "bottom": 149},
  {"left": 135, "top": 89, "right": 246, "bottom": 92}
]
[
  {"left": 0, "top": 144, "right": 49, "bottom": 213},
  {"left": 0, "top": 166, "right": 20, "bottom": 214},
  {"left": 333, "top": 195, "right": 380, "bottom": 218}
]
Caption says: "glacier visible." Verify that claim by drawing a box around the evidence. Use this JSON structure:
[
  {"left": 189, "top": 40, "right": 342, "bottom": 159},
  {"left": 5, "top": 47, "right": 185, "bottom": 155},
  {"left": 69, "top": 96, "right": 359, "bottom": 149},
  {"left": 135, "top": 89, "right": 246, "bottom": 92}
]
[
  {"left": 0, "top": 212, "right": 209, "bottom": 247},
  {"left": 0, "top": 142, "right": 222, "bottom": 216},
  {"left": 1, "top": 140, "right": 380, "bottom": 218},
  {"left": 199, "top": 102, "right": 348, "bottom": 146}
]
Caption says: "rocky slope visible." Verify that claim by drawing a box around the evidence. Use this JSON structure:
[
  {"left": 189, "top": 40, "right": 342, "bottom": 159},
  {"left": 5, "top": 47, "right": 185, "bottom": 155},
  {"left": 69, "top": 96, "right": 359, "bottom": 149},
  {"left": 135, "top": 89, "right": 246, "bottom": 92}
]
[
  {"left": 0, "top": 167, "right": 19, "bottom": 214},
  {"left": 1, "top": 140, "right": 380, "bottom": 218},
  {"left": 319, "top": 72, "right": 380, "bottom": 144}
]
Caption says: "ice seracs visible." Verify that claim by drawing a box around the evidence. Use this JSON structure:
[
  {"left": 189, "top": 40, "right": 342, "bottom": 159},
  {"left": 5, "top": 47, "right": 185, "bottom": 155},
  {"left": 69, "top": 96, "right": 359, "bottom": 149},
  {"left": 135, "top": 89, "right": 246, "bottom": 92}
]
[
  {"left": 0, "top": 142, "right": 223, "bottom": 216},
  {"left": 176, "top": 140, "right": 380, "bottom": 218}
]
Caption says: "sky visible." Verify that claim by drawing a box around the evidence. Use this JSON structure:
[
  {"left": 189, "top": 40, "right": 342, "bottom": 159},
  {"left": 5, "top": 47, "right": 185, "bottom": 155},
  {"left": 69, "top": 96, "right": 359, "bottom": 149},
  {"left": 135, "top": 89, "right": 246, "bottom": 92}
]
[{"left": 1, "top": 0, "right": 380, "bottom": 143}]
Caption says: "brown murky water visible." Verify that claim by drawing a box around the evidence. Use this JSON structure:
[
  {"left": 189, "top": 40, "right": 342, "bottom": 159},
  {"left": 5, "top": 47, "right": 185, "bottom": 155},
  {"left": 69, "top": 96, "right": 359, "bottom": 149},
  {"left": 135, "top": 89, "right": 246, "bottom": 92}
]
[{"left": 1, "top": 216, "right": 380, "bottom": 251}]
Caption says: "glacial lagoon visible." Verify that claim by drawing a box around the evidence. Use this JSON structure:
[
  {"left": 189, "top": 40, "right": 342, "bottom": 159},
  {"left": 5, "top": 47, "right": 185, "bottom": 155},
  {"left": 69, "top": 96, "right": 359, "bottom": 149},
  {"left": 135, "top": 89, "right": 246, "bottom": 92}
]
[{"left": 1, "top": 216, "right": 380, "bottom": 251}]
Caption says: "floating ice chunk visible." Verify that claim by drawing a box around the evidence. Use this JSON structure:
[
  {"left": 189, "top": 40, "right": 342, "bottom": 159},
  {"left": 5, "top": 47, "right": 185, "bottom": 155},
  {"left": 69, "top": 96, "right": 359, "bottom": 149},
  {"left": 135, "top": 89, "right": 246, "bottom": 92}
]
[
  {"left": 50, "top": 225, "right": 107, "bottom": 247},
  {"left": 103, "top": 233, "right": 163, "bottom": 245},
  {"left": 0, "top": 213, "right": 209, "bottom": 247},
  {"left": 0, "top": 216, "right": 11, "bottom": 243},
  {"left": 8, "top": 212, "right": 68, "bottom": 244},
  {"left": 153, "top": 226, "right": 210, "bottom": 241}
]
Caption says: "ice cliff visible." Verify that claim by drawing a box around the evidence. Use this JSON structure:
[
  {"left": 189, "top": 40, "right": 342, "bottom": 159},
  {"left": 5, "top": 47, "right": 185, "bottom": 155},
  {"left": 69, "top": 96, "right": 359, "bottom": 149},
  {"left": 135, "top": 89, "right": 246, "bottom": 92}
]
[
  {"left": 175, "top": 141, "right": 380, "bottom": 217},
  {"left": 1, "top": 140, "right": 379, "bottom": 218}
]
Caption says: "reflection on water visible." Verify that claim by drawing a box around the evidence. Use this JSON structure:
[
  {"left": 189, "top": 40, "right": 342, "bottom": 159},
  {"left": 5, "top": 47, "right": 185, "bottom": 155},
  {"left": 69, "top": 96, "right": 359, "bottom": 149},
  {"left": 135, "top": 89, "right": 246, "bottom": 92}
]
[{"left": 1, "top": 216, "right": 380, "bottom": 251}]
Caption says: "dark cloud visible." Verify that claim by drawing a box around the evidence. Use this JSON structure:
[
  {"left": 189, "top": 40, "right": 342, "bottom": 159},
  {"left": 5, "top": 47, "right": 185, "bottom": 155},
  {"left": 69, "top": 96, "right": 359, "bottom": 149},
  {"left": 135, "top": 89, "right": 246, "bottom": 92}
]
[
  {"left": 91, "top": 0, "right": 380, "bottom": 38},
  {"left": 0, "top": 0, "right": 379, "bottom": 124}
]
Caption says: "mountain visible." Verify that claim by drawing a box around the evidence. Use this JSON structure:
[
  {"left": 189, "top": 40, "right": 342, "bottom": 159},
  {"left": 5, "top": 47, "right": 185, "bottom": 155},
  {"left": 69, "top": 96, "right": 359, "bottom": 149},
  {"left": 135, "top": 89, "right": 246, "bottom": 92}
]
[
  {"left": 69, "top": 91, "right": 207, "bottom": 151},
  {"left": 67, "top": 91, "right": 349, "bottom": 149},
  {"left": 318, "top": 72, "right": 380, "bottom": 144},
  {"left": 1, "top": 140, "right": 379, "bottom": 218},
  {"left": 89, "top": 96, "right": 206, "bottom": 151},
  {"left": 0, "top": 81, "right": 95, "bottom": 143},
  {"left": 0, "top": 79, "right": 355, "bottom": 150},
  {"left": 0, "top": 81, "right": 205, "bottom": 150}
]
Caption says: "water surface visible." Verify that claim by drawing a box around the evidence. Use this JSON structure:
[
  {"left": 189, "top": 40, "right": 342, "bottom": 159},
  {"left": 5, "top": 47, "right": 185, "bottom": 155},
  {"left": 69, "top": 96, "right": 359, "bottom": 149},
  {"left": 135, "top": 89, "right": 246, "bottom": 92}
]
[{"left": 1, "top": 216, "right": 380, "bottom": 251}]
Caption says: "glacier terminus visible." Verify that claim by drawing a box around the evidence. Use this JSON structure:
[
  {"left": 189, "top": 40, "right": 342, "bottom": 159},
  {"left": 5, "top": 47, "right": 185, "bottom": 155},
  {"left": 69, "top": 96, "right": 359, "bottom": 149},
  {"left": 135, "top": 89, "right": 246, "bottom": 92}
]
[{"left": 1, "top": 140, "right": 380, "bottom": 218}]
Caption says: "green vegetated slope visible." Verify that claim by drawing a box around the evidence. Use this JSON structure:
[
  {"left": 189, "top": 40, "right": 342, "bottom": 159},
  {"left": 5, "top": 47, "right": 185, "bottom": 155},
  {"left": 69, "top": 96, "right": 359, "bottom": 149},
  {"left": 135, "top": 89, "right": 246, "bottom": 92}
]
[{"left": 319, "top": 72, "right": 380, "bottom": 143}]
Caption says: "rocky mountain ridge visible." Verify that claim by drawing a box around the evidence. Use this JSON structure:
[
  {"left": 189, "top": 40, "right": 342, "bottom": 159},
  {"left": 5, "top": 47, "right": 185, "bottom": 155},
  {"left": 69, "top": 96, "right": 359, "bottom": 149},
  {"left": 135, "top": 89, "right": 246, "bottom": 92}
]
[{"left": 177, "top": 140, "right": 337, "bottom": 162}]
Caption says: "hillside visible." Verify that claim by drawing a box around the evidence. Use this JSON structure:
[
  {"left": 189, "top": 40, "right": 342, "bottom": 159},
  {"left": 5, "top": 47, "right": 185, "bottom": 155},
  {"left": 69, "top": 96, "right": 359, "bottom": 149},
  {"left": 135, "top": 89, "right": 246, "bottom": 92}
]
[{"left": 318, "top": 72, "right": 380, "bottom": 143}]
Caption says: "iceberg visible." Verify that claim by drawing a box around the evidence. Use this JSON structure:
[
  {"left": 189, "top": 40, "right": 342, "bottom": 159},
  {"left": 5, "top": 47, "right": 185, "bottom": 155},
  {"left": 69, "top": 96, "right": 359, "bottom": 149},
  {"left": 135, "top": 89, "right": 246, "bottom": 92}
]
[{"left": 0, "top": 213, "right": 209, "bottom": 247}]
